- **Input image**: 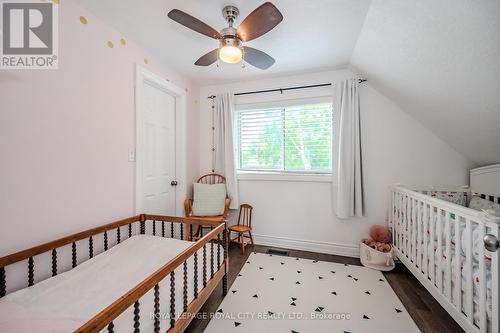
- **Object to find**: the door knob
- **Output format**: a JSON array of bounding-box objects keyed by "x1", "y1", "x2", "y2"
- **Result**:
[
  {"x1": 484, "y1": 234, "x2": 500, "y2": 252},
  {"x1": 171, "y1": 180, "x2": 178, "y2": 186}
]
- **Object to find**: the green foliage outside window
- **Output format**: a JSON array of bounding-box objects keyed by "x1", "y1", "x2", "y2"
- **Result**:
[{"x1": 236, "y1": 103, "x2": 332, "y2": 172}]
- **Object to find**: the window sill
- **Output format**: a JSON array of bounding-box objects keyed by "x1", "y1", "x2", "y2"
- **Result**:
[{"x1": 237, "y1": 171, "x2": 332, "y2": 183}]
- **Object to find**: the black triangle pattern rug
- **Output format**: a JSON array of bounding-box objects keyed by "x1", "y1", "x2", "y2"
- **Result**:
[{"x1": 204, "y1": 253, "x2": 419, "y2": 333}]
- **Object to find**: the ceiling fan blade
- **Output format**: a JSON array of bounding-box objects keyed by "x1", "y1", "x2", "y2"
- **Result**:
[
  {"x1": 195, "y1": 49, "x2": 219, "y2": 66},
  {"x1": 168, "y1": 9, "x2": 222, "y2": 39},
  {"x1": 243, "y1": 47, "x2": 275, "y2": 70},
  {"x1": 237, "y1": 2, "x2": 283, "y2": 42}
]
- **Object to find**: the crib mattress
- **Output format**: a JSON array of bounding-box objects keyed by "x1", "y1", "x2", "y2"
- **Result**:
[{"x1": 0, "y1": 235, "x2": 218, "y2": 332}]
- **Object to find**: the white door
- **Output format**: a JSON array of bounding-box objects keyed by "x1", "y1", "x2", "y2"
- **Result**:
[{"x1": 139, "y1": 80, "x2": 177, "y2": 215}]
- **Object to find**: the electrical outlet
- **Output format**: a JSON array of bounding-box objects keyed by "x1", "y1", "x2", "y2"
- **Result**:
[{"x1": 128, "y1": 149, "x2": 136, "y2": 162}]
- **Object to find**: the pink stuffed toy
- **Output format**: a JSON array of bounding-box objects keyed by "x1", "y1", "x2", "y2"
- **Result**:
[
  {"x1": 361, "y1": 225, "x2": 392, "y2": 253},
  {"x1": 369, "y1": 225, "x2": 392, "y2": 244}
]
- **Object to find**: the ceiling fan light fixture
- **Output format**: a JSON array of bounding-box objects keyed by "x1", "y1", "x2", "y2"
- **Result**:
[
  {"x1": 219, "y1": 45, "x2": 243, "y2": 64},
  {"x1": 168, "y1": 3, "x2": 283, "y2": 69}
]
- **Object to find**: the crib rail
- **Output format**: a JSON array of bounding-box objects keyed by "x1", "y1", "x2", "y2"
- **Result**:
[
  {"x1": 75, "y1": 220, "x2": 227, "y2": 333},
  {"x1": 401, "y1": 184, "x2": 471, "y2": 193},
  {"x1": 390, "y1": 185, "x2": 500, "y2": 333},
  {"x1": 0, "y1": 214, "x2": 228, "y2": 333},
  {"x1": 0, "y1": 215, "x2": 142, "y2": 270},
  {"x1": 0, "y1": 215, "x2": 143, "y2": 296}
]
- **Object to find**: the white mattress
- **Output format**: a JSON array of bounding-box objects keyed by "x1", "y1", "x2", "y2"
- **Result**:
[{"x1": 0, "y1": 235, "x2": 220, "y2": 332}]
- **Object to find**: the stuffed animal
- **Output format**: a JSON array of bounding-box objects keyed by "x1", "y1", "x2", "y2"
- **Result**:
[
  {"x1": 369, "y1": 225, "x2": 392, "y2": 244},
  {"x1": 361, "y1": 225, "x2": 392, "y2": 253}
]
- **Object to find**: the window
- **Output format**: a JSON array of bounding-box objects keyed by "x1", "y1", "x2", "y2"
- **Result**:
[{"x1": 235, "y1": 102, "x2": 332, "y2": 173}]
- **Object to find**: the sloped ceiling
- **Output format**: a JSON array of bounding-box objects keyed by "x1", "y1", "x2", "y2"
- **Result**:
[{"x1": 351, "y1": 0, "x2": 500, "y2": 165}]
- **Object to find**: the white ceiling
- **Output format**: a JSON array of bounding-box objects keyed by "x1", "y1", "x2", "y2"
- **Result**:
[
  {"x1": 76, "y1": 0, "x2": 499, "y2": 165},
  {"x1": 351, "y1": 0, "x2": 500, "y2": 165},
  {"x1": 75, "y1": 0, "x2": 371, "y2": 84}
]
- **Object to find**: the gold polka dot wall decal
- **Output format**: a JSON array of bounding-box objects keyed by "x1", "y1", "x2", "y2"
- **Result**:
[
  {"x1": 120, "y1": 38, "x2": 126, "y2": 46},
  {"x1": 107, "y1": 41, "x2": 114, "y2": 48},
  {"x1": 144, "y1": 58, "x2": 149, "y2": 64},
  {"x1": 79, "y1": 16, "x2": 88, "y2": 25}
]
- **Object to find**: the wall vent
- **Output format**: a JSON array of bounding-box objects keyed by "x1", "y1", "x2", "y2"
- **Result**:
[{"x1": 266, "y1": 248, "x2": 290, "y2": 256}]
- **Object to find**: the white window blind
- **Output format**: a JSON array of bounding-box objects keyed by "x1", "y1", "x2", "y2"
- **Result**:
[{"x1": 235, "y1": 102, "x2": 332, "y2": 173}]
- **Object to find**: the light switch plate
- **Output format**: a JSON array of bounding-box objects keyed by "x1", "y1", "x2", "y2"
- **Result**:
[{"x1": 128, "y1": 149, "x2": 136, "y2": 162}]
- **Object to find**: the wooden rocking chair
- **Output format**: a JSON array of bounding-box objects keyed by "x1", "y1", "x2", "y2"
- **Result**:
[{"x1": 184, "y1": 173, "x2": 231, "y2": 240}]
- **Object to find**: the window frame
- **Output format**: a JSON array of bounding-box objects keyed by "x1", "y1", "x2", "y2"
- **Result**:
[{"x1": 234, "y1": 96, "x2": 334, "y2": 179}]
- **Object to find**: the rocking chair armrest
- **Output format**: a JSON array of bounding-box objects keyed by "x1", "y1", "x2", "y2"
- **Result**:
[
  {"x1": 223, "y1": 197, "x2": 231, "y2": 219},
  {"x1": 184, "y1": 198, "x2": 193, "y2": 217}
]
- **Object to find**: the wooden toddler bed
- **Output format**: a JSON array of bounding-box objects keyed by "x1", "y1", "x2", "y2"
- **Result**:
[{"x1": 0, "y1": 214, "x2": 228, "y2": 332}]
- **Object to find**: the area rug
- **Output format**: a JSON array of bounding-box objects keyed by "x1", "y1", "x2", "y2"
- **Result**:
[{"x1": 204, "y1": 253, "x2": 420, "y2": 333}]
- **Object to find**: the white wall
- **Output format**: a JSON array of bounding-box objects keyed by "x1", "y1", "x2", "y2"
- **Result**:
[
  {"x1": 199, "y1": 69, "x2": 473, "y2": 257},
  {"x1": 0, "y1": 1, "x2": 200, "y2": 257}
]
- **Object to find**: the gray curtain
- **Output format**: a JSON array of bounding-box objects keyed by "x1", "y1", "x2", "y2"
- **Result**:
[
  {"x1": 214, "y1": 93, "x2": 240, "y2": 209},
  {"x1": 332, "y1": 79, "x2": 364, "y2": 218}
]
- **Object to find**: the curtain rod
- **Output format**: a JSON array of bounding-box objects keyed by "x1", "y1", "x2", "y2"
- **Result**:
[{"x1": 207, "y1": 79, "x2": 366, "y2": 99}]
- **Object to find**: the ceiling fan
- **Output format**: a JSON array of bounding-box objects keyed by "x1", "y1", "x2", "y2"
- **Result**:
[{"x1": 167, "y1": 2, "x2": 283, "y2": 70}]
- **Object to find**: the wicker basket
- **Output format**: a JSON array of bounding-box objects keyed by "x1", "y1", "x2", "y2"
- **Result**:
[{"x1": 359, "y1": 242, "x2": 395, "y2": 271}]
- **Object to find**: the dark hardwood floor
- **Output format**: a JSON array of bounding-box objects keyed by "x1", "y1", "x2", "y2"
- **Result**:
[{"x1": 185, "y1": 243, "x2": 464, "y2": 333}]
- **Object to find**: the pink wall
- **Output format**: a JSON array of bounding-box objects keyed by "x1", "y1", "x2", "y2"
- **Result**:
[{"x1": 0, "y1": 0, "x2": 200, "y2": 256}]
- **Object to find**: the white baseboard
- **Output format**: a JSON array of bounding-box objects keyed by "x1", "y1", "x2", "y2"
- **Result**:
[{"x1": 251, "y1": 233, "x2": 360, "y2": 258}]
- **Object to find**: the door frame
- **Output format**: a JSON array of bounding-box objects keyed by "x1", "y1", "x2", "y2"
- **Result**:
[{"x1": 135, "y1": 64, "x2": 187, "y2": 216}]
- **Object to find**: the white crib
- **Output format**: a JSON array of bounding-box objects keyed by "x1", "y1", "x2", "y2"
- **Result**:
[{"x1": 389, "y1": 165, "x2": 500, "y2": 333}]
